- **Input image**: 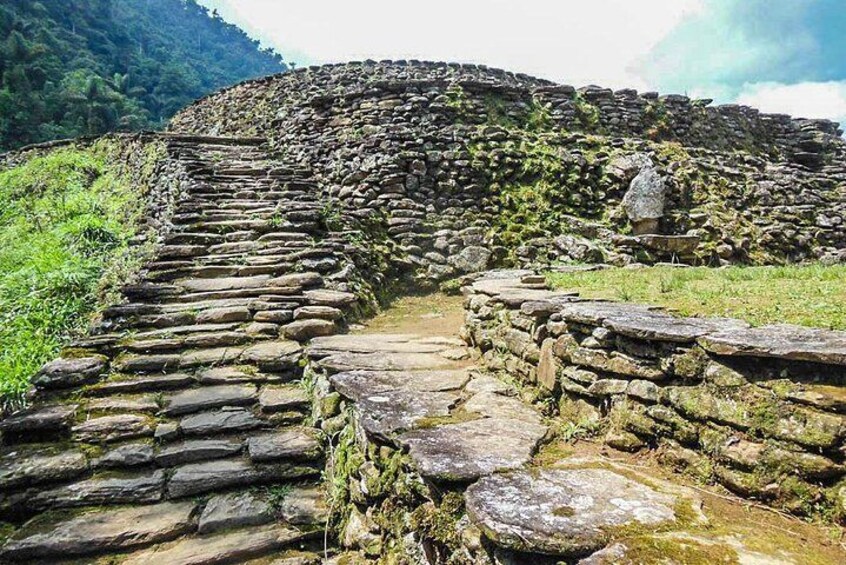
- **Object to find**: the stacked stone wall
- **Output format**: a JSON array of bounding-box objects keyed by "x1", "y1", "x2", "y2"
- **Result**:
[
  {"x1": 462, "y1": 271, "x2": 846, "y2": 520},
  {"x1": 170, "y1": 61, "x2": 846, "y2": 276}
]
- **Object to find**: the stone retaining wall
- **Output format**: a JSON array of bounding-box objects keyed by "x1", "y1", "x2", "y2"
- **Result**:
[
  {"x1": 170, "y1": 61, "x2": 846, "y2": 274},
  {"x1": 461, "y1": 270, "x2": 846, "y2": 520}
]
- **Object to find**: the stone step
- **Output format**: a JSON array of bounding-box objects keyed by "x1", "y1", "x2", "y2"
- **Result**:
[
  {"x1": 2, "y1": 469, "x2": 166, "y2": 516},
  {"x1": 0, "y1": 501, "x2": 197, "y2": 561},
  {"x1": 464, "y1": 466, "x2": 702, "y2": 559},
  {"x1": 120, "y1": 523, "x2": 313, "y2": 565},
  {"x1": 112, "y1": 339, "x2": 302, "y2": 374},
  {"x1": 0, "y1": 448, "x2": 88, "y2": 490},
  {"x1": 167, "y1": 457, "x2": 319, "y2": 498},
  {"x1": 161, "y1": 384, "x2": 259, "y2": 416},
  {"x1": 155, "y1": 438, "x2": 244, "y2": 467},
  {"x1": 86, "y1": 373, "x2": 197, "y2": 396}
]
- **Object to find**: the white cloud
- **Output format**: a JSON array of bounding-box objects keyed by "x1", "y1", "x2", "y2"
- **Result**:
[
  {"x1": 198, "y1": 0, "x2": 701, "y2": 90},
  {"x1": 736, "y1": 81, "x2": 846, "y2": 124}
]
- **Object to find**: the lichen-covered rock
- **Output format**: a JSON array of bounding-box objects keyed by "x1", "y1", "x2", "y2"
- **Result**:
[
  {"x1": 0, "y1": 501, "x2": 196, "y2": 560},
  {"x1": 621, "y1": 163, "x2": 666, "y2": 234},
  {"x1": 465, "y1": 468, "x2": 682, "y2": 557},
  {"x1": 398, "y1": 417, "x2": 547, "y2": 482},
  {"x1": 33, "y1": 356, "x2": 108, "y2": 389}
]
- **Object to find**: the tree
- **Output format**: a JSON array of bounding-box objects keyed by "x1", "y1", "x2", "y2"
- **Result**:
[{"x1": 0, "y1": 0, "x2": 287, "y2": 150}]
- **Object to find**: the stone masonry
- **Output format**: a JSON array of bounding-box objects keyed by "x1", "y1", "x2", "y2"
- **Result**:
[
  {"x1": 462, "y1": 270, "x2": 846, "y2": 520},
  {"x1": 1, "y1": 60, "x2": 845, "y2": 563}
]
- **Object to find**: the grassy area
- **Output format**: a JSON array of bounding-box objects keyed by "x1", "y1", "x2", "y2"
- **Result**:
[
  {"x1": 0, "y1": 142, "x2": 153, "y2": 409},
  {"x1": 546, "y1": 265, "x2": 846, "y2": 330}
]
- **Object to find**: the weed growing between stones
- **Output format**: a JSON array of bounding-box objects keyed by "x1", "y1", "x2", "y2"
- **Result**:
[
  {"x1": 469, "y1": 132, "x2": 609, "y2": 263},
  {"x1": 573, "y1": 92, "x2": 601, "y2": 130}
]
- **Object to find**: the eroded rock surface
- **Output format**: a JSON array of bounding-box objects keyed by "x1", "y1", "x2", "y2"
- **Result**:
[{"x1": 465, "y1": 468, "x2": 681, "y2": 556}]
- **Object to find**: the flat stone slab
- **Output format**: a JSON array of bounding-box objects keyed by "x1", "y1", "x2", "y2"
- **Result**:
[
  {"x1": 122, "y1": 523, "x2": 308, "y2": 565},
  {"x1": 398, "y1": 417, "x2": 547, "y2": 482},
  {"x1": 168, "y1": 459, "x2": 262, "y2": 498},
  {"x1": 560, "y1": 302, "x2": 748, "y2": 343},
  {"x1": 469, "y1": 278, "x2": 553, "y2": 297},
  {"x1": 259, "y1": 385, "x2": 310, "y2": 412},
  {"x1": 0, "y1": 448, "x2": 87, "y2": 489},
  {"x1": 0, "y1": 404, "x2": 77, "y2": 434},
  {"x1": 168, "y1": 458, "x2": 317, "y2": 498},
  {"x1": 699, "y1": 324, "x2": 846, "y2": 365},
  {"x1": 0, "y1": 501, "x2": 196, "y2": 560},
  {"x1": 90, "y1": 373, "x2": 195, "y2": 394},
  {"x1": 26, "y1": 470, "x2": 165, "y2": 510},
  {"x1": 317, "y1": 351, "x2": 458, "y2": 373},
  {"x1": 329, "y1": 369, "x2": 470, "y2": 399},
  {"x1": 33, "y1": 356, "x2": 107, "y2": 389},
  {"x1": 162, "y1": 384, "x2": 258, "y2": 415},
  {"x1": 495, "y1": 289, "x2": 580, "y2": 308},
  {"x1": 72, "y1": 414, "x2": 153, "y2": 442},
  {"x1": 465, "y1": 468, "x2": 680, "y2": 557},
  {"x1": 355, "y1": 390, "x2": 461, "y2": 438},
  {"x1": 308, "y1": 334, "x2": 449, "y2": 357},
  {"x1": 463, "y1": 392, "x2": 544, "y2": 426},
  {"x1": 179, "y1": 408, "x2": 263, "y2": 436},
  {"x1": 241, "y1": 340, "x2": 303, "y2": 370},
  {"x1": 94, "y1": 443, "x2": 155, "y2": 468},
  {"x1": 198, "y1": 491, "x2": 273, "y2": 534},
  {"x1": 155, "y1": 438, "x2": 243, "y2": 467},
  {"x1": 247, "y1": 428, "x2": 322, "y2": 462}
]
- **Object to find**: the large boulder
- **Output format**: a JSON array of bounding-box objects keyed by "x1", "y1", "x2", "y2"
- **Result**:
[{"x1": 621, "y1": 162, "x2": 666, "y2": 235}]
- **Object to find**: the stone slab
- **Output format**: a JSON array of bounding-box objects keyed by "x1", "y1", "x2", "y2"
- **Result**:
[
  {"x1": 179, "y1": 408, "x2": 263, "y2": 436},
  {"x1": 465, "y1": 468, "x2": 680, "y2": 557},
  {"x1": 0, "y1": 501, "x2": 196, "y2": 560},
  {"x1": 699, "y1": 324, "x2": 846, "y2": 365},
  {"x1": 247, "y1": 428, "x2": 322, "y2": 462},
  {"x1": 155, "y1": 438, "x2": 243, "y2": 467},
  {"x1": 122, "y1": 523, "x2": 309, "y2": 565},
  {"x1": 308, "y1": 334, "x2": 449, "y2": 357},
  {"x1": 398, "y1": 417, "x2": 547, "y2": 482},
  {"x1": 329, "y1": 369, "x2": 470, "y2": 399},
  {"x1": 0, "y1": 449, "x2": 87, "y2": 490},
  {"x1": 198, "y1": 491, "x2": 273, "y2": 534},
  {"x1": 317, "y1": 351, "x2": 457, "y2": 373},
  {"x1": 162, "y1": 384, "x2": 258, "y2": 416},
  {"x1": 0, "y1": 404, "x2": 77, "y2": 434}
]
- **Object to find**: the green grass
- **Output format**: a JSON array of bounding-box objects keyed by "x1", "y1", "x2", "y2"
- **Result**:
[
  {"x1": 546, "y1": 265, "x2": 846, "y2": 330},
  {"x1": 0, "y1": 142, "x2": 150, "y2": 409}
]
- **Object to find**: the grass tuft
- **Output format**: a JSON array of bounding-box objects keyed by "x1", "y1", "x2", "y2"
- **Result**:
[{"x1": 0, "y1": 142, "x2": 154, "y2": 408}]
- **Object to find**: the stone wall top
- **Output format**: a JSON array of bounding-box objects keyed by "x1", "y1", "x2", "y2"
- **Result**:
[{"x1": 173, "y1": 60, "x2": 845, "y2": 159}]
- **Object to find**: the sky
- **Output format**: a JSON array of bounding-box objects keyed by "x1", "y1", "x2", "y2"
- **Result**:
[{"x1": 197, "y1": 0, "x2": 846, "y2": 126}]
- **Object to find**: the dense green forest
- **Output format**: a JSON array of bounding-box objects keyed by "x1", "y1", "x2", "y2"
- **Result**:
[{"x1": 0, "y1": 0, "x2": 287, "y2": 151}]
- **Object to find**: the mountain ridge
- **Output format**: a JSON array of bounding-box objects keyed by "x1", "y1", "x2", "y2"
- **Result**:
[{"x1": 0, "y1": 0, "x2": 287, "y2": 151}]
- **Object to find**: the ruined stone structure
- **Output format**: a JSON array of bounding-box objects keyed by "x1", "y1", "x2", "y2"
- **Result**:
[
  {"x1": 171, "y1": 60, "x2": 846, "y2": 271},
  {"x1": 1, "y1": 61, "x2": 845, "y2": 563},
  {"x1": 462, "y1": 271, "x2": 846, "y2": 520}
]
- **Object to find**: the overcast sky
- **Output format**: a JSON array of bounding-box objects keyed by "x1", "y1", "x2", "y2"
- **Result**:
[{"x1": 197, "y1": 0, "x2": 846, "y2": 126}]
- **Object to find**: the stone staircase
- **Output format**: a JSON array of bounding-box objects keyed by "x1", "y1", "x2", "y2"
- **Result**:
[{"x1": 0, "y1": 137, "x2": 356, "y2": 563}]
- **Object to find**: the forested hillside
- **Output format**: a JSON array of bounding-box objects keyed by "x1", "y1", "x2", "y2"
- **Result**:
[{"x1": 0, "y1": 0, "x2": 286, "y2": 151}]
